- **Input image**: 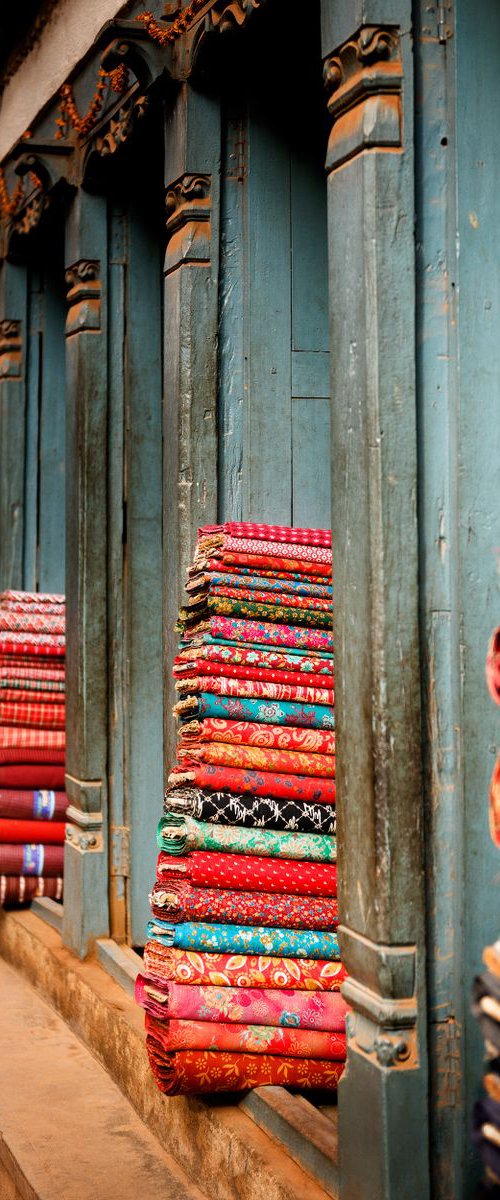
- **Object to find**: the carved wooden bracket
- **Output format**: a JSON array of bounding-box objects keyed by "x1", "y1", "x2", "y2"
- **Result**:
[
  {"x1": 94, "y1": 92, "x2": 149, "y2": 157},
  {"x1": 323, "y1": 25, "x2": 403, "y2": 172},
  {"x1": 339, "y1": 926, "x2": 419, "y2": 1069},
  {"x1": 165, "y1": 173, "x2": 211, "y2": 273},
  {"x1": 208, "y1": 0, "x2": 265, "y2": 33},
  {"x1": 65, "y1": 260, "x2": 101, "y2": 335},
  {"x1": 0, "y1": 319, "x2": 22, "y2": 379}
]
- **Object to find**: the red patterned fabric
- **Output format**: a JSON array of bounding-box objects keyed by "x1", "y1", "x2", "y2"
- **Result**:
[
  {"x1": 0, "y1": 819, "x2": 65, "y2": 844},
  {"x1": 174, "y1": 659, "x2": 333, "y2": 689},
  {"x1": 222, "y1": 551, "x2": 332, "y2": 578},
  {"x1": 0, "y1": 875, "x2": 63, "y2": 906},
  {"x1": 0, "y1": 790, "x2": 67, "y2": 820},
  {"x1": 176, "y1": 675, "x2": 334, "y2": 705},
  {"x1": 487, "y1": 627, "x2": 500, "y2": 706},
  {"x1": 145, "y1": 1014, "x2": 345, "y2": 1059},
  {"x1": 201, "y1": 522, "x2": 332, "y2": 549},
  {"x1": 146, "y1": 1016, "x2": 344, "y2": 1094},
  {"x1": 151, "y1": 880, "x2": 337, "y2": 929},
  {"x1": 0, "y1": 702, "x2": 65, "y2": 729},
  {"x1": 210, "y1": 586, "x2": 332, "y2": 614},
  {"x1": 0, "y1": 689, "x2": 65, "y2": 704},
  {"x1": 0, "y1": 634, "x2": 65, "y2": 656},
  {"x1": 0, "y1": 844, "x2": 64, "y2": 875},
  {"x1": 207, "y1": 557, "x2": 331, "y2": 584},
  {"x1": 177, "y1": 741, "x2": 335, "y2": 779},
  {"x1": 176, "y1": 643, "x2": 333, "y2": 676},
  {"x1": 0, "y1": 729, "x2": 65, "y2": 753},
  {"x1": 169, "y1": 763, "x2": 336, "y2": 804},
  {"x1": 0, "y1": 765, "x2": 65, "y2": 788},
  {"x1": 136, "y1": 976, "x2": 347, "y2": 1028},
  {"x1": 157, "y1": 851, "x2": 337, "y2": 897},
  {"x1": 221, "y1": 536, "x2": 332, "y2": 566},
  {"x1": 0, "y1": 666, "x2": 65, "y2": 682},
  {"x1": 143, "y1": 941, "x2": 346, "y2": 990},
  {"x1": 178, "y1": 718, "x2": 335, "y2": 754},
  {"x1": 0, "y1": 612, "x2": 65, "y2": 634},
  {"x1": 1, "y1": 591, "x2": 64, "y2": 606}
]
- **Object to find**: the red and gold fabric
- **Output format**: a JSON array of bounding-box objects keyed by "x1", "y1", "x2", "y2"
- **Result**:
[{"x1": 156, "y1": 850, "x2": 337, "y2": 896}]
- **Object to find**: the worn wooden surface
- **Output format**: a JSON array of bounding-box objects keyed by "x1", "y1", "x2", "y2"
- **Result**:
[
  {"x1": 322, "y1": 1, "x2": 430, "y2": 1196},
  {"x1": 0, "y1": 262, "x2": 28, "y2": 592}
]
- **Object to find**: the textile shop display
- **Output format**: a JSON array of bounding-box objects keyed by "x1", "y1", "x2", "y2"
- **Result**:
[
  {"x1": 472, "y1": 625, "x2": 500, "y2": 1190},
  {"x1": 0, "y1": 592, "x2": 66, "y2": 908},
  {"x1": 139, "y1": 521, "x2": 347, "y2": 1095}
]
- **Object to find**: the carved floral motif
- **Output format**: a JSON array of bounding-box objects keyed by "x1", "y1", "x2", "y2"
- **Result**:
[{"x1": 95, "y1": 94, "x2": 149, "y2": 157}]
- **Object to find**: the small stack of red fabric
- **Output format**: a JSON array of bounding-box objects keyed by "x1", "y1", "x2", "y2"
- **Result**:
[{"x1": 0, "y1": 592, "x2": 66, "y2": 906}]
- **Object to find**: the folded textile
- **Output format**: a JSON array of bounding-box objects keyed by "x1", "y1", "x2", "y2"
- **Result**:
[
  {"x1": 199, "y1": 532, "x2": 332, "y2": 567},
  {"x1": 141, "y1": 1015, "x2": 345, "y2": 1060},
  {"x1": 0, "y1": 702, "x2": 65, "y2": 729},
  {"x1": 0, "y1": 688, "x2": 65, "y2": 704},
  {"x1": 157, "y1": 850, "x2": 337, "y2": 896},
  {"x1": 0, "y1": 765, "x2": 66, "y2": 788},
  {"x1": 175, "y1": 693, "x2": 334, "y2": 733},
  {"x1": 0, "y1": 729, "x2": 65, "y2": 753},
  {"x1": 150, "y1": 881, "x2": 338, "y2": 930},
  {"x1": 189, "y1": 571, "x2": 332, "y2": 600},
  {"x1": 490, "y1": 754, "x2": 500, "y2": 849},
  {"x1": 147, "y1": 917, "x2": 340, "y2": 959},
  {"x1": 190, "y1": 635, "x2": 333, "y2": 660},
  {"x1": 175, "y1": 676, "x2": 334, "y2": 706},
  {"x1": 181, "y1": 615, "x2": 333, "y2": 652},
  {"x1": 0, "y1": 819, "x2": 65, "y2": 844},
  {"x1": 205, "y1": 559, "x2": 331, "y2": 584},
  {"x1": 204, "y1": 589, "x2": 332, "y2": 617},
  {"x1": 164, "y1": 786, "x2": 336, "y2": 835},
  {"x1": 0, "y1": 843, "x2": 64, "y2": 876},
  {"x1": 220, "y1": 551, "x2": 332, "y2": 578},
  {"x1": 177, "y1": 718, "x2": 335, "y2": 755},
  {"x1": 177, "y1": 741, "x2": 335, "y2": 779},
  {"x1": 174, "y1": 660, "x2": 332, "y2": 690},
  {"x1": 0, "y1": 667, "x2": 65, "y2": 685},
  {"x1": 168, "y1": 762, "x2": 336, "y2": 804},
  {"x1": 0, "y1": 632, "x2": 65, "y2": 656},
  {"x1": 146, "y1": 1036, "x2": 344, "y2": 1095},
  {"x1": 200, "y1": 522, "x2": 332, "y2": 549},
  {"x1": 175, "y1": 642, "x2": 334, "y2": 675},
  {"x1": 487, "y1": 627, "x2": 500, "y2": 706},
  {"x1": 0, "y1": 790, "x2": 67, "y2": 820},
  {"x1": 143, "y1": 941, "x2": 346, "y2": 990},
  {"x1": 182, "y1": 595, "x2": 332, "y2": 631},
  {"x1": 136, "y1": 976, "x2": 347, "y2": 1028},
  {"x1": 158, "y1": 814, "x2": 336, "y2": 862},
  {"x1": 1, "y1": 590, "x2": 65, "y2": 606},
  {"x1": 0, "y1": 875, "x2": 63, "y2": 906},
  {"x1": 0, "y1": 612, "x2": 65, "y2": 634}
]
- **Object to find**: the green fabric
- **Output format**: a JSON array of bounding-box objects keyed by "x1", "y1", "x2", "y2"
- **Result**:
[{"x1": 158, "y1": 813, "x2": 337, "y2": 863}]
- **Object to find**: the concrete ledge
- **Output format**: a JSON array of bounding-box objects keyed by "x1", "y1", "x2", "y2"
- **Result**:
[{"x1": 0, "y1": 910, "x2": 335, "y2": 1200}]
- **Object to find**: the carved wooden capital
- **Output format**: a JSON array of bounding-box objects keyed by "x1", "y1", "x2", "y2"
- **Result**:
[
  {"x1": 323, "y1": 25, "x2": 402, "y2": 172},
  {"x1": 165, "y1": 173, "x2": 211, "y2": 273},
  {"x1": 0, "y1": 319, "x2": 22, "y2": 379},
  {"x1": 65, "y1": 259, "x2": 101, "y2": 335},
  {"x1": 339, "y1": 926, "x2": 420, "y2": 1069}
]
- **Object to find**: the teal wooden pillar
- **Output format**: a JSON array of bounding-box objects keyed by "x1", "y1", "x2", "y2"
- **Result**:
[
  {"x1": 0, "y1": 260, "x2": 27, "y2": 592},
  {"x1": 321, "y1": 3, "x2": 430, "y2": 1196},
  {"x1": 63, "y1": 190, "x2": 109, "y2": 957},
  {"x1": 163, "y1": 85, "x2": 220, "y2": 765}
]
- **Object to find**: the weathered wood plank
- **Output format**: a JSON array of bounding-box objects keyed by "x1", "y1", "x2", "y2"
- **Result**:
[
  {"x1": 0, "y1": 261, "x2": 28, "y2": 592},
  {"x1": 23, "y1": 270, "x2": 42, "y2": 591},
  {"x1": 38, "y1": 252, "x2": 66, "y2": 593}
]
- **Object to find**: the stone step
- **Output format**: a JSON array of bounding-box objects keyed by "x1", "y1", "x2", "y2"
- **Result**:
[{"x1": 0, "y1": 956, "x2": 208, "y2": 1200}]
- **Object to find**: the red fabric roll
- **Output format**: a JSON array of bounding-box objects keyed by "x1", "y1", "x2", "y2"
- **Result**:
[
  {"x1": 0, "y1": 702, "x2": 65, "y2": 728},
  {"x1": 222, "y1": 551, "x2": 332, "y2": 578},
  {"x1": 146, "y1": 1015, "x2": 343, "y2": 1094},
  {"x1": 0, "y1": 844, "x2": 64, "y2": 875},
  {"x1": 178, "y1": 718, "x2": 335, "y2": 755},
  {"x1": 143, "y1": 941, "x2": 347, "y2": 991},
  {"x1": 0, "y1": 689, "x2": 65, "y2": 704},
  {"x1": 145, "y1": 1015, "x2": 346, "y2": 1060},
  {"x1": 177, "y1": 741, "x2": 335, "y2": 779},
  {"x1": 157, "y1": 851, "x2": 337, "y2": 897},
  {"x1": 169, "y1": 763, "x2": 336, "y2": 804},
  {"x1": 0, "y1": 732, "x2": 66, "y2": 756},
  {"x1": 174, "y1": 659, "x2": 333, "y2": 689},
  {"x1": 151, "y1": 880, "x2": 338, "y2": 930},
  {"x1": 0, "y1": 875, "x2": 63, "y2": 906},
  {"x1": 0, "y1": 790, "x2": 67, "y2": 820},
  {"x1": 0, "y1": 819, "x2": 65, "y2": 844},
  {"x1": 200, "y1": 522, "x2": 332, "y2": 548},
  {"x1": 0, "y1": 766, "x2": 66, "y2": 788}
]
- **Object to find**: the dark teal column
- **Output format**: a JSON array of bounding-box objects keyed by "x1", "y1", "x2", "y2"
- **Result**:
[
  {"x1": 0, "y1": 260, "x2": 28, "y2": 591},
  {"x1": 321, "y1": 3, "x2": 430, "y2": 1196},
  {"x1": 62, "y1": 189, "x2": 109, "y2": 957}
]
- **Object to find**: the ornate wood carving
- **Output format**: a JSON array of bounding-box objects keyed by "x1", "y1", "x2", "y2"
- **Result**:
[
  {"x1": 323, "y1": 26, "x2": 403, "y2": 172},
  {"x1": 208, "y1": 0, "x2": 265, "y2": 33},
  {"x1": 94, "y1": 93, "x2": 149, "y2": 157},
  {"x1": 65, "y1": 260, "x2": 101, "y2": 335},
  {"x1": 0, "y1": 319, "x2": 22, "y2": 379},
  {"x1": 165, "y1": 173, "x2": 211, "y2": 272}
]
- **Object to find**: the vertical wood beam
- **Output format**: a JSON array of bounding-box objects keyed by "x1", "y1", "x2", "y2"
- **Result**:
[
  {"x1": 0, "y1": 260, "x2": 28, "y2": 591},
  {"x1": 321, "y1": 2, "x2": 430, "y2": 1195},
  {"x1": 62, "y1": 189, "x2": 109, "y2": 957},
  {"x1": 163, "y1": 86, "x2": 220, "y2": 766}
]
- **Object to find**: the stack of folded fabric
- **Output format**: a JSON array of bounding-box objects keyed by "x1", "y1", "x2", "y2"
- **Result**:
[
  {"x1": 137, "y1": 521, "x2": 347, "y2": 1096},
  {"x1": 0, "y1": 591, "x2": 66, "y2": 907}
]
